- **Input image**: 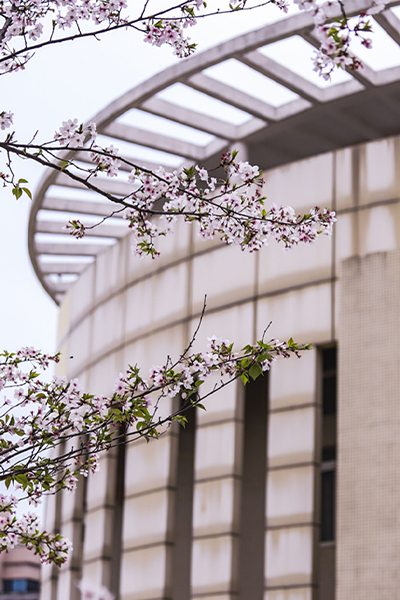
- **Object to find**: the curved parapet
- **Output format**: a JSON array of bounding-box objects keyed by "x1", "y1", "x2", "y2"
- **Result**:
[{"x1": 29, "y1": 0, "x2": 400, "y2": 304}]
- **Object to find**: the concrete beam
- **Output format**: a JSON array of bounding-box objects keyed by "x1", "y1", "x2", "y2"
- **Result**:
[
  {"x1": 36, "y1": 219, "x2": 127, "y2": 239},
  {"x1": 242, "y1": 51, "x2": 364, "y2": 103},
  {"x1": 41, "y1": 196, "x2": 125, "y2": 218},
  {"x1": 187, "y1": 73, "x2": 277, "y2": 121},
  {"x1": 54, "y1": 171, "x2": 134, "y2": 198},
  {"x1": 39, "y1": 261, "x2": 91, "y2": 275},
  {"x1": 141, "y1": 97, "x2": 239, "y2": 139},
  {"x1": 36, "y1": 242, "x2": 109, "y2": 256}
]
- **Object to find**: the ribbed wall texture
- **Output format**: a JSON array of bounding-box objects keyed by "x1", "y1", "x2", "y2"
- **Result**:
[{"x1": 338, "y1": 251, "x2": 400, "y2": 600}]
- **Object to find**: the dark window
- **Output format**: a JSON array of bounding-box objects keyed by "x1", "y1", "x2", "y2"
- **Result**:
[
  {"x1": 171, "y1": 400, "x2": 196, "y2": 600},
  {"x1": 110, "y1": 425, "x2": 126, "y2": 600},
  {"x1": 3, "y1": 580, "x2": 40, "y2": 593},
  {"x1": 318, "y1": 346, "x2": 337, "y2": 600},
  {"x1": 322, "y1": 348, "x2": 336, "y2": 416},
  {"x1": 320, "y1": 346, "x2": 337, "y2": 543},
  {"x1": 238, "y1": 374, "x2": 268, "y2": 600},
  {"x1": 320, "y1": 468, "x2": 335, "y2": 542}
]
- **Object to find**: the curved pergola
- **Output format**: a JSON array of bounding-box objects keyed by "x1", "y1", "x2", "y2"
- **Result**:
[{"x1": 29, "y1": 0, "x2": 400, "y2": 304}]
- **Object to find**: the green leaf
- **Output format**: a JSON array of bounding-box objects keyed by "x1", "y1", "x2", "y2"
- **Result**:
[
  {"x1": 249, "y1": 363, "x2": 262, "y2": 381},
  {"x1": 22, "y1": 187, "x2": 32, "y2": 199},
  {"x1": 172, "y1": 415, "x2": 187, "y2": 427},
  {"x1": 15, "y1": 473, "x2": 29, "y2": 488},
  {"x1": 183, "y1": 165, "x2": 196, "y2": 179}
]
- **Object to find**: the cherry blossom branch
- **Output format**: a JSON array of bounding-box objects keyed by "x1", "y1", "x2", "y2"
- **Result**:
[
  {"x1": 0, "y1": 324, "x2": 311, "y2": 566},
  {"x1": 0, "y1": 123, "x2": 336, "y2": 258},
  {"x1": 0, "y1": 0, "x2": 281, "y2": 73},
  {"x1": 0, "y1": 333, "x2": 309, "y2": 483},
  {"x1": 0, "y1": 498, "x2": 72, "y2": 566},
  {"x1": 0, "y1": 0, "x2": 390, "y2": 78}
]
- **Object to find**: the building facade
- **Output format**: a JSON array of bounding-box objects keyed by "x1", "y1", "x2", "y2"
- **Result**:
[
  {"x1": 28, "y1": 5, "x2": 400, "y2": 599},
  {"x1": 38, "y1": 133, "x2": 400, "y2": 600}
]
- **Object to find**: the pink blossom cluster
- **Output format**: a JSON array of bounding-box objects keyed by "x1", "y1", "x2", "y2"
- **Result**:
[
  {"x1": 0, "y1": 494, "x2": 72, "y2": 565},
  {"x1": 43, "y1": 138, "x2": 337, "y2": 254},
  {"x1": 0, "y1": 0, "x2": 387, "y2": 77},
  {"x1": 144, "y1": 18, "x2": 197, "y2": 58},
  {"x1": 291, "y1": 0, "x2": 386, "y2": 79},
  {"x1": 0, "y1": 110, "x2": 13, "y2": 130},
  {"x1": 54, "y1": 119, "x2": 97, "y2": 148},
  {"x1": 89, "y1": 143, "x2": 121, "y2": 177},
  {"x1": 120, "y1": 155, "x2": 336, "y2": 257},
  {"x1": 0, "y1": 0, "x2": 208, "y2": 73},
  {"x1": 312, "y1": 21, "x2": 363, "y2": 79}
]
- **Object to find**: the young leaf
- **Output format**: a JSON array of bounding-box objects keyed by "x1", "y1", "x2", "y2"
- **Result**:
[{"x1": 249, "y1": 363, "x2": 262, "y2": 381}]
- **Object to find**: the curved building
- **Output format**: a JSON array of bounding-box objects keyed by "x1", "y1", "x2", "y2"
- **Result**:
[{"x1": 35, "y1": 4, "x2": 400, "y2": 600}]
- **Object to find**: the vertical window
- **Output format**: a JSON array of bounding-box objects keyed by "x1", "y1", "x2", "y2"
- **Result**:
[
  {"x1": 110, "y1": 426, "x2": 126, "y2": 600},
  {"x1": 238, "y1": 375, "x2": 268, "y2": 600},
  {"x1": 318, "y1": 347, "x2": 337, "y2": 600},
  {"x1": 171, "y1": 402, "x2": 196, "y2": 600},
  {"x1": 320, "y1": 468, "x2": 335, "y2": 542}
]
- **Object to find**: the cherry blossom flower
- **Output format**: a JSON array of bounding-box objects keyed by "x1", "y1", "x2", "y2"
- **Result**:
[{"x1": 0, "y1": 111, "x2": 13, "y2": 130}]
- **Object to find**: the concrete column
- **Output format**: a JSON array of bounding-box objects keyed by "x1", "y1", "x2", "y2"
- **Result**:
[
  {"x1": 119, "y1": 411, "x2": 178, "y2": 600},
  {"x1": 81, "y1": 451, "x2": 117, "y2": 591},
  {"x1": 265, "y1": 351, "x2": 318, "y2": 600},
  {"x1": 191, "y1": 382, "x2": 244, "y2": 600},
  {"x1": 337, "y1": 251, "x2": 400, "y2": 600},
  {"x1": 57, "y1": 454, "x2": 87, "y2": 600},
  {"x1": 41, "y1": 493, "x2": 59, "y2": 600}
]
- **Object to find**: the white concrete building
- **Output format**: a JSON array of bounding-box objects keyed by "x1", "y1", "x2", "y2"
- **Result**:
[{"x1": 31, "y1": 3, "x2": 400, "y2": 599}]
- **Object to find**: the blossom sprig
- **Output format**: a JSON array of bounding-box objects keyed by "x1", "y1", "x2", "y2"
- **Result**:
[
  {"x1": 0, "y1": 110, "x2": 13, "y2": 130},
  {"x1": 0, "y1": 131, "x2": 336, "y2": 257},
  {"x1": 292, "y1": 0, "x2": 385, "y2": 79},
  {"x1": 312, "y1": 15, "x2": 368, "y2": 79},
  {"x1": 0, "y1": 494, "x2": 72, "y2": 565},
  {"x1": 0, "y1": 0, "x2": 131, "y2": 73},
  {"x1": 143, "y1": 16, "x2": 197, "y2": 58},
  {"x1": 0, "y1": 332, "x2": 310, "y2": 563},
  {"x1": 54, "y1": 119, "x2": 97, "y2": 148},
  {"x1": 0, "y1": 0, "x2": 387, "y2": 77},
  {"x1": 120, "y1": 152, "x2": 336, "y2": 257},
  {"x1": 0, "y1": 0, "x2": 251, "y2": 74}
]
